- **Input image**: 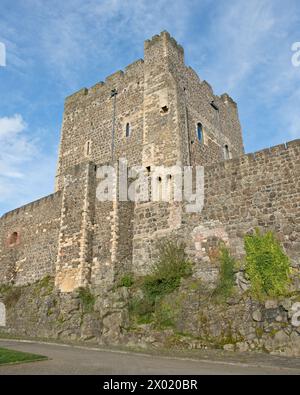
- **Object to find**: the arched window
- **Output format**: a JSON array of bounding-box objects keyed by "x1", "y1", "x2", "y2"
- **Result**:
[
  {"x1": 197, "y1": 123, "x2": 203, "y2": 143},
  {"x1": 224, "y1": 145, "x2": 230, "y2": 160},
  {"x1": 125, "y1": 123, "x2": 131, "y2": 137}
]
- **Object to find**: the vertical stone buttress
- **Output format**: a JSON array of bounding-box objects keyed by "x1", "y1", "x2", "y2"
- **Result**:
[
  {"x1": 108, "y1": 164, "x2": 134, "y2": 280},
  {"x1": 55, "y1": 162, "x2": 96, "y2": 292}
]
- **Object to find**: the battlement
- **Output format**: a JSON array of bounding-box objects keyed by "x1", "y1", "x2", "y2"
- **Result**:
[
  {"x1": 64, "y1": 59, "x2": 144, "y2": 107},
  {"x1": 220, "y1": 93, "x2": 237, "y2": 107},
  {"x1": 1, "y1": 191, "x2": 62, "y2": 220},
  {"x1": 205, "y1": 139, "x2": 300, "y2": 173},
  {"x1": 144, "y1": 30, "x2": 184, "y2": 55}
]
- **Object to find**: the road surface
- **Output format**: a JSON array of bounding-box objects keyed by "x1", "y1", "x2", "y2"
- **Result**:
[{"x1": 0, "y1": 339, "x2": 300, "y2": 375}]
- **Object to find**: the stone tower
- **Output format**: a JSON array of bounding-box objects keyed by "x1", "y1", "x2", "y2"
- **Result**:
[
  {"x1": 55, "y1": 31, "x2": 244, "y2": 191},
  {"x1": 51, "y1": 31, "x2": 245, "y2": 290}
]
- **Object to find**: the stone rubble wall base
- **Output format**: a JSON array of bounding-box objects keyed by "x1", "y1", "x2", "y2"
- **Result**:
[{"x1": 1, "y1": 278, "x2": 300, "y2": 357}]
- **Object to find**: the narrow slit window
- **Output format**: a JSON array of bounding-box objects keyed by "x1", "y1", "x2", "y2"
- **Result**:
[
  {"x1": 158, "y1": 177, "x2": 162, "y2": 201},
  {"x1": 224, "y1": 144, "x2": 230, "y2": 160},
  {"x1": 197, "y1": 123, "x2": 203, "y2": 143},
  {"x1": 85, "y1": 140, "x2": 92, "y2": 157},
  {"x1": 126, "y1": 123, "x2": 131, "y2": 137}
]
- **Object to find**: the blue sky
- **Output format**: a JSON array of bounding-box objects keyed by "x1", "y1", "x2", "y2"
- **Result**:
[{"x1": 0, "y1": 0, "x2": 299, "y2": 215}]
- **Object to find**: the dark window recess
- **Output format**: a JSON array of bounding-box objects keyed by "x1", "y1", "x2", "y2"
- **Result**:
[
  {"x1": 160, "y1": 106, "x2": 169, "y2": 114},
  {"x1": 211, "y1": 101, "x2": 219, "y2": 111},
  {"x1": 126, "y1": 123, "x2": 131, "y2": 137},
  {"x1": 224, "y1": 145, "x2": 230, "y2": 160}
]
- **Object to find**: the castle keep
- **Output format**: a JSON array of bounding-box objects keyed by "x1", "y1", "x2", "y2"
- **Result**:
[{"x1": 0, "y1": 31, "x2": 299, "y2": 296}]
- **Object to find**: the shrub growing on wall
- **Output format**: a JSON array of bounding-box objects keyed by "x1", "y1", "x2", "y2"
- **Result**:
[
  {"x1": 129, "y1": 241, "x2": 192, "y2": 325},
  {"x1": 142, "y1": 240, "x2": 192, "y2": 302},
  {"x1": 119, "y1": 274, "x2": 134, "y2": 288},
  {"x1": 244, "y1": 229, "x2": 290, "y2": 299},
  {"x1": 213, "y1": 245, "x2": 236, "y2": 301},
  {"x1": 78, "y1": 287, "x2": 95, "y2": 313}
]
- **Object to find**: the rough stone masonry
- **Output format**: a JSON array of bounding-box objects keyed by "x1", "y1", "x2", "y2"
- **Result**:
[{"x1": 0, "y1": 32, "x2": 299, "y2": 352}]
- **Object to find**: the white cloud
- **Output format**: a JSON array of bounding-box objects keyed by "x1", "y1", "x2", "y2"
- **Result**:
[
  {"x1": 0, "y1": 41, "x2": 6, "y2": 66},
  {"x1": 0, "y1": 114, "x2": 57, "y2": 215},
  {"x1": 0, "y1": 114, "x2": 27, "y2": 139},
  {"x1": 0, "y1": 114, "x2": 37, "y2": 178}
]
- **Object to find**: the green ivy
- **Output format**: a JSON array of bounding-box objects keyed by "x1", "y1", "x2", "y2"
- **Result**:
[{"x1": 244, "y1": 229, "x2": 290, "y2": 299}]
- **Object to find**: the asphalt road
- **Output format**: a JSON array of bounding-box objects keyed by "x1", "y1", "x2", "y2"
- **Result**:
[{"x1": 0, "y1": 339, "x2": 300, "y2": 375}]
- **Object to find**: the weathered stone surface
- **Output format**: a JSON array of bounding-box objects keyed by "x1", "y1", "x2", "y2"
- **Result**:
[
  {"x1": 274, "y1": 330, "x2": 290, "y2": 346},
  {"x1": 223, "y1": 344, "x2": 235, "y2": 352},
  {"x1": 280, "y1": 299, "x2": 292, "y2": 311},
  {"x1": 81, "y1": 314, "x2": 102, "y2": 341},
  {"x1": 252, "y1": 310, "x2": 263, "y2": 322},
  {"x1": 236, "y1": 272, "x2": 250, "y2": 292},
  {"x1": 265, "y1": 300, "x2": 278, "y2": 309},
  {"x1": 236, "y1": 342, "x2": 249, "y2": 352}
]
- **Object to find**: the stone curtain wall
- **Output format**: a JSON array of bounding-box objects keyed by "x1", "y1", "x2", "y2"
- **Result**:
[
  {"x1": 0, "y1": 193, "x2": 62, "y2": 285},
  {"x1": 184, "y1": 139, "x2": 300, "y2": 282}
]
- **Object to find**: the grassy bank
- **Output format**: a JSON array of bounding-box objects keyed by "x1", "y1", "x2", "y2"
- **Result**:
[{"x1": 0, "y1": 347, "x2": 47, "y2": 366}]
